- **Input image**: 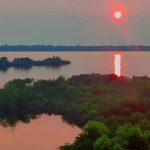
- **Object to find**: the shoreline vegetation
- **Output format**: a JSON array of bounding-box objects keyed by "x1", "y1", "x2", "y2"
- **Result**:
[
  {"x1": 0, "y1": 74, "x2": 150, "y2": 149},
  {"x1": 0, "y1": 56, "x2": 71, "y2": 70},
  {"x1": 60, "y1": 121, "x2": 150, "y2": 150},
  {"x1": 0, "y1": 45, "x2": 150, "y2": 51}
]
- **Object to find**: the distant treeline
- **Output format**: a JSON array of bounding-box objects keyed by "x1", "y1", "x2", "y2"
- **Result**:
[
  {"x1": 0, "y1": 56, "x2": 71, "y2": 70},
  {"x1": 0, "y1": 45, "x2": 150, "y2": 51}
]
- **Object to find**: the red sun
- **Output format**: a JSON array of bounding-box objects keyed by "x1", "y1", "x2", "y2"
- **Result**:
[
  {"x1": 114, "y1": 11, "x2": 122, "y2": 19},
  {"x1": 113, "y1": 9, "x2": 124, "y2": 23},
  {"x1": 108, "y1": 3, "x2": 126, "y2": 23}
]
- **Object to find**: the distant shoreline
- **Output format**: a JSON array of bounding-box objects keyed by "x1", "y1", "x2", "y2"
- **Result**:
[
  {"x1": 0, "y1": 50, "x2": 150, "y2": 52},
  {"x1": 0, "y1": 45, "x2": 150, "y2": 51}
]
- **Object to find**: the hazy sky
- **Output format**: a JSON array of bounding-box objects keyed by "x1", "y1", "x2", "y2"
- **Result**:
[{"x1": 0, "y1": 0, "x2": 150, "y2": 45}]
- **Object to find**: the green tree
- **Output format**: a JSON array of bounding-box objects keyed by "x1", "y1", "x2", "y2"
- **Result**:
[
  {"x1": 94, "y1": 135, "x2": 112, "y2": 150},
  {"x1": 115, "y1": 124, "x2": 149, "y2": 150},
  {"x1": 84, "y1": 121, "x2": 110, "y2": 140}
]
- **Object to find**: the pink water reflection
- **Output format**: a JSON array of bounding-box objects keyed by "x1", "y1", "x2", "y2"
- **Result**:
[{"x1": 0, "y1": 115, "x2": 81, "y2": 150}]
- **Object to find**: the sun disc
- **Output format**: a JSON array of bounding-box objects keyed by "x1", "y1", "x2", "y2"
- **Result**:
[{"x1": 114, "y1": 11, "x2": 122, "y2": 19}]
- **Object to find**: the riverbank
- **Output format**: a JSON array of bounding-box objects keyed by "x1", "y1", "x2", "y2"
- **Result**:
[{"x1": 0, "y1": 74, "x2": 149, "y2": 129}]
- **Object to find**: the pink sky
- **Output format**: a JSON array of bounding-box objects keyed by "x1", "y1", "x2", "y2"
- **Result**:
[{"x1": 0, "y1": 0, "x2": 149, "y2": 45}]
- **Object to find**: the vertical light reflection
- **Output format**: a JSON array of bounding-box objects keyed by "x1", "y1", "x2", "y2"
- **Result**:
[{"x1": 114, "y1": 53, "x2": 122, "y2": 77}]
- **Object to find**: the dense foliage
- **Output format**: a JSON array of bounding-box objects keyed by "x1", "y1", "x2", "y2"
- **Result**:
[
  {"x1": 60, "y1": 121, "x2": 150, "y2": 150},
  {"x1": 0, "y1": 56, "x2": 70, "y2": 70},
  {"x1": 0, "y1": 74, "x2": 150, "y2": 128},
  {"x1": 0, "y1": 73, "x2": 150, "y2": 149}
]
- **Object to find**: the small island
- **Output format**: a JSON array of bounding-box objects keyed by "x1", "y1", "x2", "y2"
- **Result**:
[{"x1": 0, "y1": 56, "x2": 71, "y2": 70}]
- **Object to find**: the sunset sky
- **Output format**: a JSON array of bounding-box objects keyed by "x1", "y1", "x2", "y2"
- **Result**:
[{"x1": 0, "y1": 0, "x2": 149, "y2": 45}]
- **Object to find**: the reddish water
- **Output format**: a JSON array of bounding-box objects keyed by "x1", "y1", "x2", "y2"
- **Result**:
[
  {"x1": 0, "y1": 115, "x2": 81, "y2": 150},
  {"x1": 0, "y1": 51, "x2": 150, "y2": 87},
  {"x1": 0, "y1": 51, "x2": 150, "y2": 149}
]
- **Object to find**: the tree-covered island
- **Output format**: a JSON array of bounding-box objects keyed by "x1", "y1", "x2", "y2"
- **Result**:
[{"x1": 0, "y1": 56, "x2": 71, "y2": 70}]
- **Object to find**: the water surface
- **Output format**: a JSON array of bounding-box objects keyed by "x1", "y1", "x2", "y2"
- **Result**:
[
  {"x1": 0, "y1": 115, "x2": 81, "y2": 150},
  {"x1": 0, "y1": 51, "x2": 150, "y2": 149},
  {"x1": 0, "y1": 51, "x2": 150, "y2": 86}
]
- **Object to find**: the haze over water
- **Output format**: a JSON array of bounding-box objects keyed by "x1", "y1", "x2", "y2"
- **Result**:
[
  {"x1": 0, "y1": 51, "x2": 150, "y2": 87},
  {"x1": 0, "y1": 0, "x2": 149, "y2": 149}
]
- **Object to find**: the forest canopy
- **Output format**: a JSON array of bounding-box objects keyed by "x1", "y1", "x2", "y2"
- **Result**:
[
  {"x1": 0, "y1": 73, "x2": 150, "y2": 149},
  {"x1": 60, "y1": 121, "x2": 150, "y2": 150},
  {"x1": 0, "y1": 74, "x2": 149, "y2": 128}
]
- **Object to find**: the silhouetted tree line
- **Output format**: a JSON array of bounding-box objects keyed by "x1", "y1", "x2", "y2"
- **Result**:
[
  {"x1": 0, "y1": 45, "x2": 149, "y2": 51},
  {"x1": 0, "y1": 56, "x2": 71, "y2": 70}
]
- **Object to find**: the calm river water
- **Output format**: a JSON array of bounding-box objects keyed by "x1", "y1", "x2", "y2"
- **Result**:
[
  {"x1": 0, "y1": 51, "x2": 150, "y2": 150},
  {"x1": 0, "y1": 115, "x2": 81, "y2": 150},
  {"x1": 0, "y1": 51, "x2": 150, "y2": 86}
]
